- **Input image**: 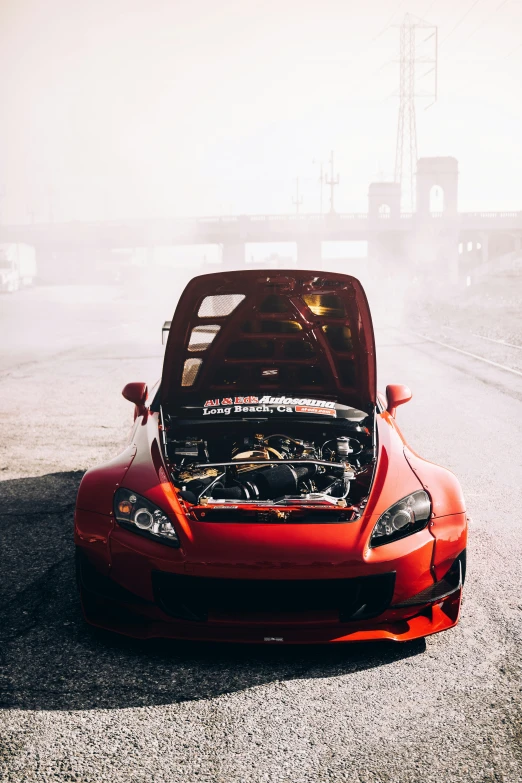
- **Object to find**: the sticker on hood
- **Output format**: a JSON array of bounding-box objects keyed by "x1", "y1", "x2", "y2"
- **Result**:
[{"x1": 201, "y1": 395, "x2": 337, "y2": 417}]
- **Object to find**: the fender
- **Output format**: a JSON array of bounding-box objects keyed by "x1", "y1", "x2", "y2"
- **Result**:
[
  {"x1": 403, "y1": 447, "x2": 466, "y2": 517},
  {"x1": 76, "y1": 443, "x2": 137, "y2": 516},
  {"x1": 403, "y1": 446, "x2": 467, "y2": 580}
]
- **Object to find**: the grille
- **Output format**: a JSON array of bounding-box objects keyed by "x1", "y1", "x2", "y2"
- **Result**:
[{"x1": 152, "y1": 571, "x2": 395, "y2": 623}]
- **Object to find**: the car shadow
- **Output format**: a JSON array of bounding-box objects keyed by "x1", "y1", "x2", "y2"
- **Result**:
[{"x1": 0, "y1": 471, "x2": 426, "y2": 711}]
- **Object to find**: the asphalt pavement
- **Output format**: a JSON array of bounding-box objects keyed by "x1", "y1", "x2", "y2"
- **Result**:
[{"x1": 0, "y1": 284, "x2": 521, "y2": 783}]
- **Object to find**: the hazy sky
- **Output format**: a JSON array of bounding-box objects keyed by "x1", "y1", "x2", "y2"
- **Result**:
[{"x1": 0, "y1": 0, "x2": 521, "y2": 222}]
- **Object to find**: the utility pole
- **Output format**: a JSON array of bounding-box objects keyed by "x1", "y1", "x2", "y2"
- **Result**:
[
  {"x1": 324, "y1": 150, "x2": 339, "y2": 214},
  {"x1": 394, "y1": 13, "x2": 437, "y2": 212},
  {"x1": 312, "y1": 159, "x2": 325, "y2": 214},
  {"x1": 292, "y1": 177, "x2": 303, "y2": 214}
]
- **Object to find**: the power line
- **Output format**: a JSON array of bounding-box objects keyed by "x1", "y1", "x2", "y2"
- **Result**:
[
  {"x1": 441, "y1": 0, "x2": 483, "y2": 46},
  {"x1": 451, "y1": 34, "x2": 522, "y2": 96},
  {"x1": 369, "y1": 0, "x2": 407, "y2": 43},
  {"x1": 347, "y1": 4, "x2": 409, "y2": 94},
  {"x1": 422, "y1": 0, "x2": 438, "y2": 18},
  {"x1": 465, "y1": 0, "x2": 513, "y2": 41},
  {"x1": 341, "y1": 44, "x2": 397, "y2": 105},
  {"x1": 506, "y1": 40, "x2": 522, "y2": 59}
]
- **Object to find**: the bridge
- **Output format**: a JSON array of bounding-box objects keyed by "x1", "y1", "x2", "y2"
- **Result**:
[
  {"x1": 2, "y1": 210, "x2": 522, "y2": 244},
  {"x1": 1, "y1": 157, "x2": 521, "y2": 283}
]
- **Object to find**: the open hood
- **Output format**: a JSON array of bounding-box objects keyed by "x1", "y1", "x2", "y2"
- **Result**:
[{"x1": 160, "y1": 270, "x2": 376, "y2": 413}]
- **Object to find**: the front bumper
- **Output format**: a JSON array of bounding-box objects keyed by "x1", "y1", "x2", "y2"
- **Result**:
[{"x1": 75, "y1": 521, "x2": 465, "y2": 643}]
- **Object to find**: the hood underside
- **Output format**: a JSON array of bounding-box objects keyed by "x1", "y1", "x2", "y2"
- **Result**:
[{"x1": 161, "y1": 270, "x2": 376, "y2": 412}]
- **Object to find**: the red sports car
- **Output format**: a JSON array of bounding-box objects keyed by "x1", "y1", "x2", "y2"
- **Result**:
[{"x1": 75, "y1": 270, "x2": 467, "y2": 643}]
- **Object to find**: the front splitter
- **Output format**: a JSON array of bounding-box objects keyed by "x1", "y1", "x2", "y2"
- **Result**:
[{"x1": 80, "y1": 588, "x2": 461, "y2": 644}]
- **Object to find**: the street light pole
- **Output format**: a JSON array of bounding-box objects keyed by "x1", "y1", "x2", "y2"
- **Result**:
[
  {"x1": 292, "y1": 177, "x2": 303, "y2": 214},
  {"x1": 325, "y1": 150, "x2": 339, "y2": 214}
]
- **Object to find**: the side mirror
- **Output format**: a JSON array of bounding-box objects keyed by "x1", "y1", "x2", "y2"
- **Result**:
[
  {"x1": 386, "y1": 384, "x2": 412, "y2": 418},
  {"x1": 122, "y1": 382, "x2": 148, "y2": 413}
]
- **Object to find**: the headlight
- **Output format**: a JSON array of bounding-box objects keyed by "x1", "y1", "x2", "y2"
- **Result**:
[
  {"x1": 114, "y1": 488, "x2": 180, "y2": 548},
  {"x1": 370, "y1": 490, "x2": 431, "y2": 547}
]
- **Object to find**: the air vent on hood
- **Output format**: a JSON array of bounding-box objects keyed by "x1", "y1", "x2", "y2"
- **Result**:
[
  {"x1": 198, "y1": 294, "x2": 245, "y2": 318},
  {"x1": 188, "y1": 325, "x2": 221, "y2": 352}
]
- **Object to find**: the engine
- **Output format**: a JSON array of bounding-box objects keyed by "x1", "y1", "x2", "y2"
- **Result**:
[{"x1": 166, "y1": 425, "x2": 374, "y2": 508}]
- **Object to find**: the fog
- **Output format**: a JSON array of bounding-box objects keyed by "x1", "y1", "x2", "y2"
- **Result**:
[
  {"x1": 0, "y1": 0, "x2": 521, "y2": 351},
  {"x1": 1, "y1": 0, "x2": 521, "y2": 223}
]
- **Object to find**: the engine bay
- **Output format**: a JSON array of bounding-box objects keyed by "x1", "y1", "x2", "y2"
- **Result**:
[{"x1": 162, "y1": 413, "x2": 376, "y2": 520}]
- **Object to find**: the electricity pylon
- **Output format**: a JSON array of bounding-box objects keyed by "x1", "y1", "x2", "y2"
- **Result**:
[{"x1": 394, "y1": 14, "x2": 437, "y2": 212}]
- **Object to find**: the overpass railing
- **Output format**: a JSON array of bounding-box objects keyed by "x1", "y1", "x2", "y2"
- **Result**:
[{"x1": 1, "y1": 211, "x2": 521, "y2": 243}]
